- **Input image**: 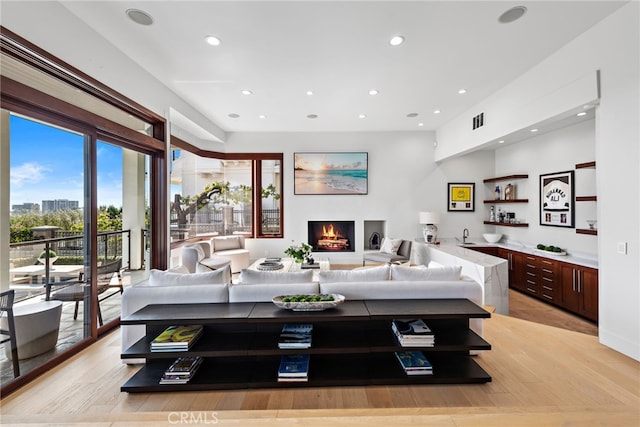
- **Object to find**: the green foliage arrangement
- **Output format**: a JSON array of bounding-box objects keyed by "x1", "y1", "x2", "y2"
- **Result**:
[{"x1": 284, "y1": 242, "x2": 312, "y2": 263}]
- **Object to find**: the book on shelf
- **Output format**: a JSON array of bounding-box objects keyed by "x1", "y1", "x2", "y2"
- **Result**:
[
  {"x1": 151, "y1": 325, "x2": 203, "y2": 351},
  {"x1": 159, "y1": 356, "x2": 203, "y2": 384},
  {"x1": 278, "y1": 323, "x2": 313, "y2": 349},
  {"x1": 394, "y1": 351, "x2": 433, "y2": 376},
  {"x1": 278, "y1": 354, "x2": 310, "y2": 381},
  {"x1": 392, "y1": 319, "x2": 435, "y2": 347}
]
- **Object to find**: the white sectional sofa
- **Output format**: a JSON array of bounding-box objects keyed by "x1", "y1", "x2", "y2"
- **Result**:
[{"x1": 121, "y1": 264, "x2": 484, "y2": 361}]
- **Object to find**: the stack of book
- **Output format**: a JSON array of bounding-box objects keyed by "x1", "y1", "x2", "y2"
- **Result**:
[
  {"x1": 391, "y1": 318, "x2": 435, "y2": 347},
  {"x1": 278, "y1": 323, "x2": 313, "y2": 349},
  {"x1": 151, "y1": 325, "x2": 203, "y2": 352},
  {"x1": 394, "y1": 351, "x2": 433, "y2": 376},
  {"x1": 159, "y1": 356, "x2": 203, "y2": 384},
  {"x1": 277, "y1": 354, "x2": 310, "y2": 382}
]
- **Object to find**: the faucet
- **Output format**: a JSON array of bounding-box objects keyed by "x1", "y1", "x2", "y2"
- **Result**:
[{"x1": 462, "y1": 228, "x2": 469, "y2": 244}]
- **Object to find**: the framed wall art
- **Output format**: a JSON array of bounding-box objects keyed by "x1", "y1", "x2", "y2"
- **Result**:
[
  {"x1": 294, "y1": 152, "x2": 368, "y2": 195},
  {"x1": 447, "y1": 183, "x2": 475, "y2": 212},
  {"x1": 540, "y1": 170, "x2": 575, "y2": 227}
]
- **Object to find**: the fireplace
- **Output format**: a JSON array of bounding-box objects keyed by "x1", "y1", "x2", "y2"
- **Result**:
[{"x1": 307, "y1": 221, "x2": 355, "y2": 252}]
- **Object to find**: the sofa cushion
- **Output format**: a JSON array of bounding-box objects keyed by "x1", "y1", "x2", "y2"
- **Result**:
[
  {"x1": 319, "y1": 265, "x2": 390, "y2": 283},
  {"x1": 390, "y1": 264, "x2": 462, "y2": 281},
  {"x1": 212, "y1": 236, "x2": 241, "y2": 251},
  {"x1": 238, "y1": 269, "x2": 313, "y2": 284},
  {"x1": 167, "y1": 265, "x2": 189, "y2": 274},
  {"x1": 380, "y1": 237, "x2": 402, "y2": 255},
  {"x1": 228, "y1": 282, "x2": 320, "y2": 303},
  {"x1": 148, "y1": 267, "x2": 230, "y2": 286}
]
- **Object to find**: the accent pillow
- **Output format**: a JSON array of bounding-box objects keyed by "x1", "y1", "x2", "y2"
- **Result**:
[
  {"x1": 213, "y1": 236, "x2": 241, "y2": 251},
  {"x1": 390, "y1": 264, "x2": 462, "y2": 281},
  {"x1": 379, "y1": 238, "x2": 402, "y2": 255},
  {"x1": 318, "y1": 265, "x2": 390, "y2": 283},
  {"x1": 238, "y1": 269, "x2": 314, "y2": 284},
  {"x1": 148, "y1": 268, "x2": 230, "y2": 286}
]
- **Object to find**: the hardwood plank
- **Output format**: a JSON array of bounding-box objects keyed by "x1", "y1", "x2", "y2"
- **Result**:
[{"x1": 1, "y1": 311, "x2": 638, "y2": 427}]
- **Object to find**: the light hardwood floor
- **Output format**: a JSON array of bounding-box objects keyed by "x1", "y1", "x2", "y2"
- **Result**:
[{"x1": 1, "y1": 309, "x2": 638, "y2": 426}]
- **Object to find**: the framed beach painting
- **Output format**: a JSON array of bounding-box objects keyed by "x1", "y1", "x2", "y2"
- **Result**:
[
  {"x1": 447, "y1": 182, "x2": 475, "y2": 212},
  {"x1": 540, "y1": 170, "x2": 574, "y2": 227},
  {"x1": 294, "y1": 152, "x2": 368, "y2": 195}
]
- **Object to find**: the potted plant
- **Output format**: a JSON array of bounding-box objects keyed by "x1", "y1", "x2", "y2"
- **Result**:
[
  {"x1": 38, "y1": 249, "x2": 58, "y2": 266},
  {"x1": 284, "y1": 242, "x2": 312, "y2": 264}
]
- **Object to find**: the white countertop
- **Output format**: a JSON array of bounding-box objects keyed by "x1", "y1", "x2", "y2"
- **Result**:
[{"x1": 426, "y1": 239, "x2": 598, "y2": 269}]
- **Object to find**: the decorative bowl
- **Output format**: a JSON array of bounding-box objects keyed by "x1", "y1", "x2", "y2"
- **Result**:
[
  {"x1": 257, "y1": 261, "x2": 284, "y2": 271},
  {"x1": 272, "y1": 294, "x2": 345, "y2": 311},
  {"x1": 482, "y1": 233, "x2": 502, "y2": 243}
]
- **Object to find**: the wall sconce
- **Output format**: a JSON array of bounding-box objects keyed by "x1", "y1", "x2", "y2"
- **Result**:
[{"x1": 419, "y1": 212, "x2": 440, "y2": 244}]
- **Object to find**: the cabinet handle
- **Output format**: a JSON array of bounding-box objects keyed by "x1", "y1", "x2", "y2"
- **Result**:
[
  {"x1": 526, "y1": 264, "x2": 536, "y2": 269},
  {"x1": 509, "y1": 254, "x2": 513, "y2": 270},
  {"x1": 527, "y1": 280, "x2": 536, "y2": 285},
  {"x1": 526, "y1": 287, "x2": 536, "y2": 293},
  {"x1": 542, "y1": 268, "x2": 553, "y2": 274},
  {"x1": 572, "y1": 269, "x2": 576, "y2": 291},
  {"x1": 543, "y1": 294, "x2": 553, "y2": 300},
  {"x1": 527, "y1": 272, "x2": 536, "y2": 277},
  {"x1": 543, "y1": 285, "x2": 553, "y2": 291},
  {"x1": 542, "y1": 260, "x2": 553, "y2": 265},
  {"x1": 542, "y1": 277, "x2": 553, "y2": 282},
  {"x1": 577, "y1": 270, "x2": 582, "y2": 293}
]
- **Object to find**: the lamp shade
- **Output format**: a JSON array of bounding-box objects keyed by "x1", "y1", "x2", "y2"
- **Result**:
[{"x1": 419, "y1": 212, "x2": 440, "y2": 225}]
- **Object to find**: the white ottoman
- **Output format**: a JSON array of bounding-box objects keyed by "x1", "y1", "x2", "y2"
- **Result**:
[{"x1": 2, "y1": 300, "x2": 62, "y2": 359}]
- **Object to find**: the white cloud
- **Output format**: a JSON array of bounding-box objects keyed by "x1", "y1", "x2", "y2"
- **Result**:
[{"x1": 10, "y1": 162, "x2": 50, "y2": 187}]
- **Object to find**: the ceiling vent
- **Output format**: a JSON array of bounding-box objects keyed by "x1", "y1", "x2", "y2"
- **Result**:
[{"x1": 472, "y1": 113, "x2": 485, "y2": 130}]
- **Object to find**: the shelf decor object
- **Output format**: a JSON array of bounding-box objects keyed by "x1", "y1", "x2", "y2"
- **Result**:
[
  {"x1": 272, "y1": 294, "x2": 345, "y2": 311},
  {"x1": 540, "y1": 170, "x2": 575, "y2": 228},
  {"x1": 419, "y1": 211, "x2": 440, "y2": 243},
  {"x1": 447, "y1": 183, "x2": 475, "y2": 212}
]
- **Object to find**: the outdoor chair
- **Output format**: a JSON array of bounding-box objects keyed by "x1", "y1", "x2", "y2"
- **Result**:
[
  {"x1": 0, "y1": 289, "x2": 20, "y2": 377},
  {"x1": 363, "y1": 238, "x2": 412, "y2": 266},
  {"x1": 45, "y1": 259, "x2": 124, "y2": 326}
]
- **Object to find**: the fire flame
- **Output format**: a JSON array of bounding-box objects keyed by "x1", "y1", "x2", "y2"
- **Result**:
[{"x1": 322, "y1": 224, "x2": 338, "y2": 239}]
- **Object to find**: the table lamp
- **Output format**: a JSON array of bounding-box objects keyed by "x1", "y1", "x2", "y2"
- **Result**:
[{"x1": 419, "y1": 212, "x2": 440, "y2": 244}]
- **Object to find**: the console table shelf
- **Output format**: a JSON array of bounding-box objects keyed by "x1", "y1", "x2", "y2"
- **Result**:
[{"x1": 121, "y1": 299, "x2": 492, "y2": 392}]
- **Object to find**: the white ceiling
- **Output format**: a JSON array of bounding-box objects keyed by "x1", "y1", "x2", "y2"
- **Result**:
[{"x1": 59, "y1": 1, "x2": 626, "y2": 134}]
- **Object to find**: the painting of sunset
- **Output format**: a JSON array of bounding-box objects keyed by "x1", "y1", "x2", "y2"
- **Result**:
[{"x1": 294, "y1": 152, "x2": 368, "y2": 195}]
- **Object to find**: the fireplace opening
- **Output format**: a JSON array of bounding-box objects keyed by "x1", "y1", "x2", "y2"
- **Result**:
[{"x1": 307, "y1": 221, "x2": 355, "y2": 252}]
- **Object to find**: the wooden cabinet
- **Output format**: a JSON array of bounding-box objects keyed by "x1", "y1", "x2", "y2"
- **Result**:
[
  {"x1": 485, "y1": 248, "x2": 596, "y2": 321},
  {"x1": 561, "y1": 264, "x2": 598, "y2": 322}
]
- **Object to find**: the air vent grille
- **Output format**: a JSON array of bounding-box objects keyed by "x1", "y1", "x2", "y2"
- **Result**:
[{"x1": 472, "y1": 113, "x2": 484, "y2": 130}]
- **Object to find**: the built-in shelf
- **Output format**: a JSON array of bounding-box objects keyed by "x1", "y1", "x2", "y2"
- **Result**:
[
  {"x1": 576, "y1": 229, "x2": 598, "y2": 235},
  {"x1": 576, "y1": 196, "x2": 597, "y2": 202},
  {"x1": 483, "y1": 174, "x2": 528, "y2": 183},
  {"x1": 483, "y1": 199, "x2": 529, "y2": 204},
  {"x1": 575, "y1": 161, "x2": 596, "y2": 169},
  {"x1": 483, "y1": 221, "x2": 529, "y2": 227}
]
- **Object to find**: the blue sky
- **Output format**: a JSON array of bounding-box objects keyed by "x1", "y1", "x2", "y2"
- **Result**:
[{"x1": 10, "y1": 115, "x2": 124, "y2": 209}]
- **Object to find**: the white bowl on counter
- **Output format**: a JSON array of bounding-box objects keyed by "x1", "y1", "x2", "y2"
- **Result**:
[{"x1": 482, "y1": 233, "x2": 503, "y2": 243}]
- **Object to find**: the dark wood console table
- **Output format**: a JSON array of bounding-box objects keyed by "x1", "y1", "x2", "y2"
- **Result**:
[{"x1": 121, "y1": 299, "x2": 491, "y2": 392}]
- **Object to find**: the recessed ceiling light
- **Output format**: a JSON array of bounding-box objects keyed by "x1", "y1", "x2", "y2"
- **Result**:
[
  {"x1": 228, "y1": 113, "x2": 240, "y2": 118},
  {"x1": 433, "y1": 109, "x2": 441, "y2": 114},
  {"x1": 307, "y1": 114, "x2": 318, "y2": 119},
  {"x1": 577, "y1": 112, "x2": 587, "y2": 117},
  {"x1": 306, "y1": 90, "x2": 314, "y2": 96},
  {"x1": 389, "y1": 35, "x2": 405, "y2": 46},
  {"x1": 358, "y1": 114, "x2": 367, "y2": 119},
  {"x1": 258, "y1": 114, "x2": 266, "y2": 119},
  {"x1": 498, "y1": 6, "x2": 527, "y2": 24},
  {"x1": 406, "y1": 113, "x2": 419, "y2": 118},
  {"x1": 530, "y1": 128, "x2": 538, "y2": 132},
  {"x1": 498, "y1": 140, "x2": 505, "y2": 144},
  {"x1": 205, "y1": 35, "x2": 221, "y2": 46},
  {"x1": 458, "y1": 89, "x2": 467, "y2": 94},
  {"x1": 418, "y1": 122, "x2": 424, "y2": 127},
  {"x1": 126, "y1": 9, "x2": 154, "y2": 26},
  {"x1": 241, "y1": 90, "x2": 252, "y2": 95},
  {"x1": 369, "y1": 89, "x2": 379, "y2": 96}
]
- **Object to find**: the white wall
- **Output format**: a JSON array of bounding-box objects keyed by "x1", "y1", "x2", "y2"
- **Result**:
[
  {"x1": 435, "y1": 3, "x2": 640, "y2": 360},
  {"x1": 492, "y1": 119, "x2": 598, "y2": 257},
  {"x1": 225, "y1": 131, "x2": 494, "y2": 264}
]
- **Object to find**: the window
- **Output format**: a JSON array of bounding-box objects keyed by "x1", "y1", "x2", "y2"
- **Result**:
[{"x1": 170, "y1": 148, "x2": 283, "y2": 240}]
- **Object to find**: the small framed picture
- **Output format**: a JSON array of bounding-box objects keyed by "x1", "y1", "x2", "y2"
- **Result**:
[
  {"x1": 540, "y1": 170, "x2": 574, "y2": 227},
  {"x1": 448, "y1": 183, "x2": 475, "y2": 212}
]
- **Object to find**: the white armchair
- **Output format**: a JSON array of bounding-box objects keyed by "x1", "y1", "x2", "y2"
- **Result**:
[{"x1": 210, "y1": 235, "x2": 250, "y2": 273}]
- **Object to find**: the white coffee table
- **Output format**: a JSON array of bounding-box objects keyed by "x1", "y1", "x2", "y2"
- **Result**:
[{"x1": 249, "y1": 257, "x2": 330, "y2": 281}]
